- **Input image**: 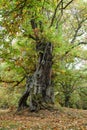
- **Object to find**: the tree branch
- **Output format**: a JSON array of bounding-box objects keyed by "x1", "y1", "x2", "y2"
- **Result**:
[
  {"x1": 71, "y1": 18, "x2": 87, "y2": 43},
  {"x1": 0, "y1": 79, "x2": 16, "y2": 83},
  {"x1": 62, "y1": 0, "x2": 74, "y2": 9},
  {"x1": 50, "y1": 0, "x2": 74, "y2": 27},
  {"x1": 13, "y1": 76, "x2": 26, "y2": 87},
  {"x1": 0, "y1": 76, "x2": 26, "y2": 87},
  {"x1": 62, "y1": 41, "x2": 87, "y2": 58},
  {"x1": 3, "y1": 0, "x2": 27, "y2": 16},
  {"x1": 49, "y1": 0, "x2": 62, "y2": 27}
]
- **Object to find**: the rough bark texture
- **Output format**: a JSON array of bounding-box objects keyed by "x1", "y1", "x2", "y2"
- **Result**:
[{"x1": 18, "y1": 41, "x2": 54, "y2": 112}]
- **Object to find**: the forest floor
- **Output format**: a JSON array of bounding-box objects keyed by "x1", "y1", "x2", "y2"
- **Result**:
[{"x1": 0, "y1": 107, "x2": 87, "y2": 130}]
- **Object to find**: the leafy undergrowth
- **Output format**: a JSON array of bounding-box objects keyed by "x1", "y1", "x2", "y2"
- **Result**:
[{"x1": 0, "y1": 107, "x2": 87, "y2": 130}]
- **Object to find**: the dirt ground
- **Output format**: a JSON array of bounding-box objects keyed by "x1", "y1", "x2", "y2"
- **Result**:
[{"x1": 0, "y1": 107, "x2": 87, "y2": 130}]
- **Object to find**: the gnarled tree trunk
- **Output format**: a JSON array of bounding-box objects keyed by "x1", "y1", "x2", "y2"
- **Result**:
[{"x1": 18, "y1": 41, "x2": 54, "y2": 112}]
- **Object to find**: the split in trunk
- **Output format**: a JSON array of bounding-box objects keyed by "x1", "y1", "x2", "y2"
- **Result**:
[{"x1": 18, "y1": 41, "x2": 54, "y2": 112}]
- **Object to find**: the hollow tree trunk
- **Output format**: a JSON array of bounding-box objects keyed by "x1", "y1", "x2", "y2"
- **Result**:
[{"x1": 18, "y1": 41, "x2": 54, "y2": 112}]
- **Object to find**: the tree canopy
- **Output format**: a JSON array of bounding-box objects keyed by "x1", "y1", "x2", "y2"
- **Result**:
[{"x1": 0, "y1": 0, "x2": 87, "y2": 109}]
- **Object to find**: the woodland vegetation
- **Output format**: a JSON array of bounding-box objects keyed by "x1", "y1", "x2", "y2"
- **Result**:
[
  {"x1": 0, "y1": 0, "x2": 87, "y2": 129},
  {"x1": 0, "y1": 0, "x2": 87, "y2": 112}
]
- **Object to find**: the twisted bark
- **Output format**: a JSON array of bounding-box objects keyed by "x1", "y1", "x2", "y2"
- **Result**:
[{"x1": 18, "y1": 41, "x2": 54, "y2": 112}]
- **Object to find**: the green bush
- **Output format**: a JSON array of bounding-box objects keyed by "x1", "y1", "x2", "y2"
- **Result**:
[
  {"x1": 69, "y1": 92, "x2": 82, "y2": 109},
  {"x1": 0, "y1": 86, "x2": 23, "y2": 108}
]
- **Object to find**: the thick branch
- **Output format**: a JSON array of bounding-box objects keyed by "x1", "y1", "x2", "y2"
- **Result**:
[
  {"x1": 49, "y1": 0, "x2": 62, "y2": 27},
  {"x1": 50, "y1": 0, "x2": 74, "y2": 27}
]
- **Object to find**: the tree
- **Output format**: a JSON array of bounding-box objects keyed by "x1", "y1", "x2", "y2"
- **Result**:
[
  {"x1": 0, "y1": 0, "x2": 87, "y2": 111},
  {"x1": 52, "y1": 0, "x2": 87, "y2": 108},
  {"x1": 53, "y1": 43, "x2": 87, "y2": 108},
  {"x1": 55, "y1": 67, "x2": 83, "y2": 107},
  {"x1": 0, "y1": 0, "x2": 76, "y2": 111}
]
